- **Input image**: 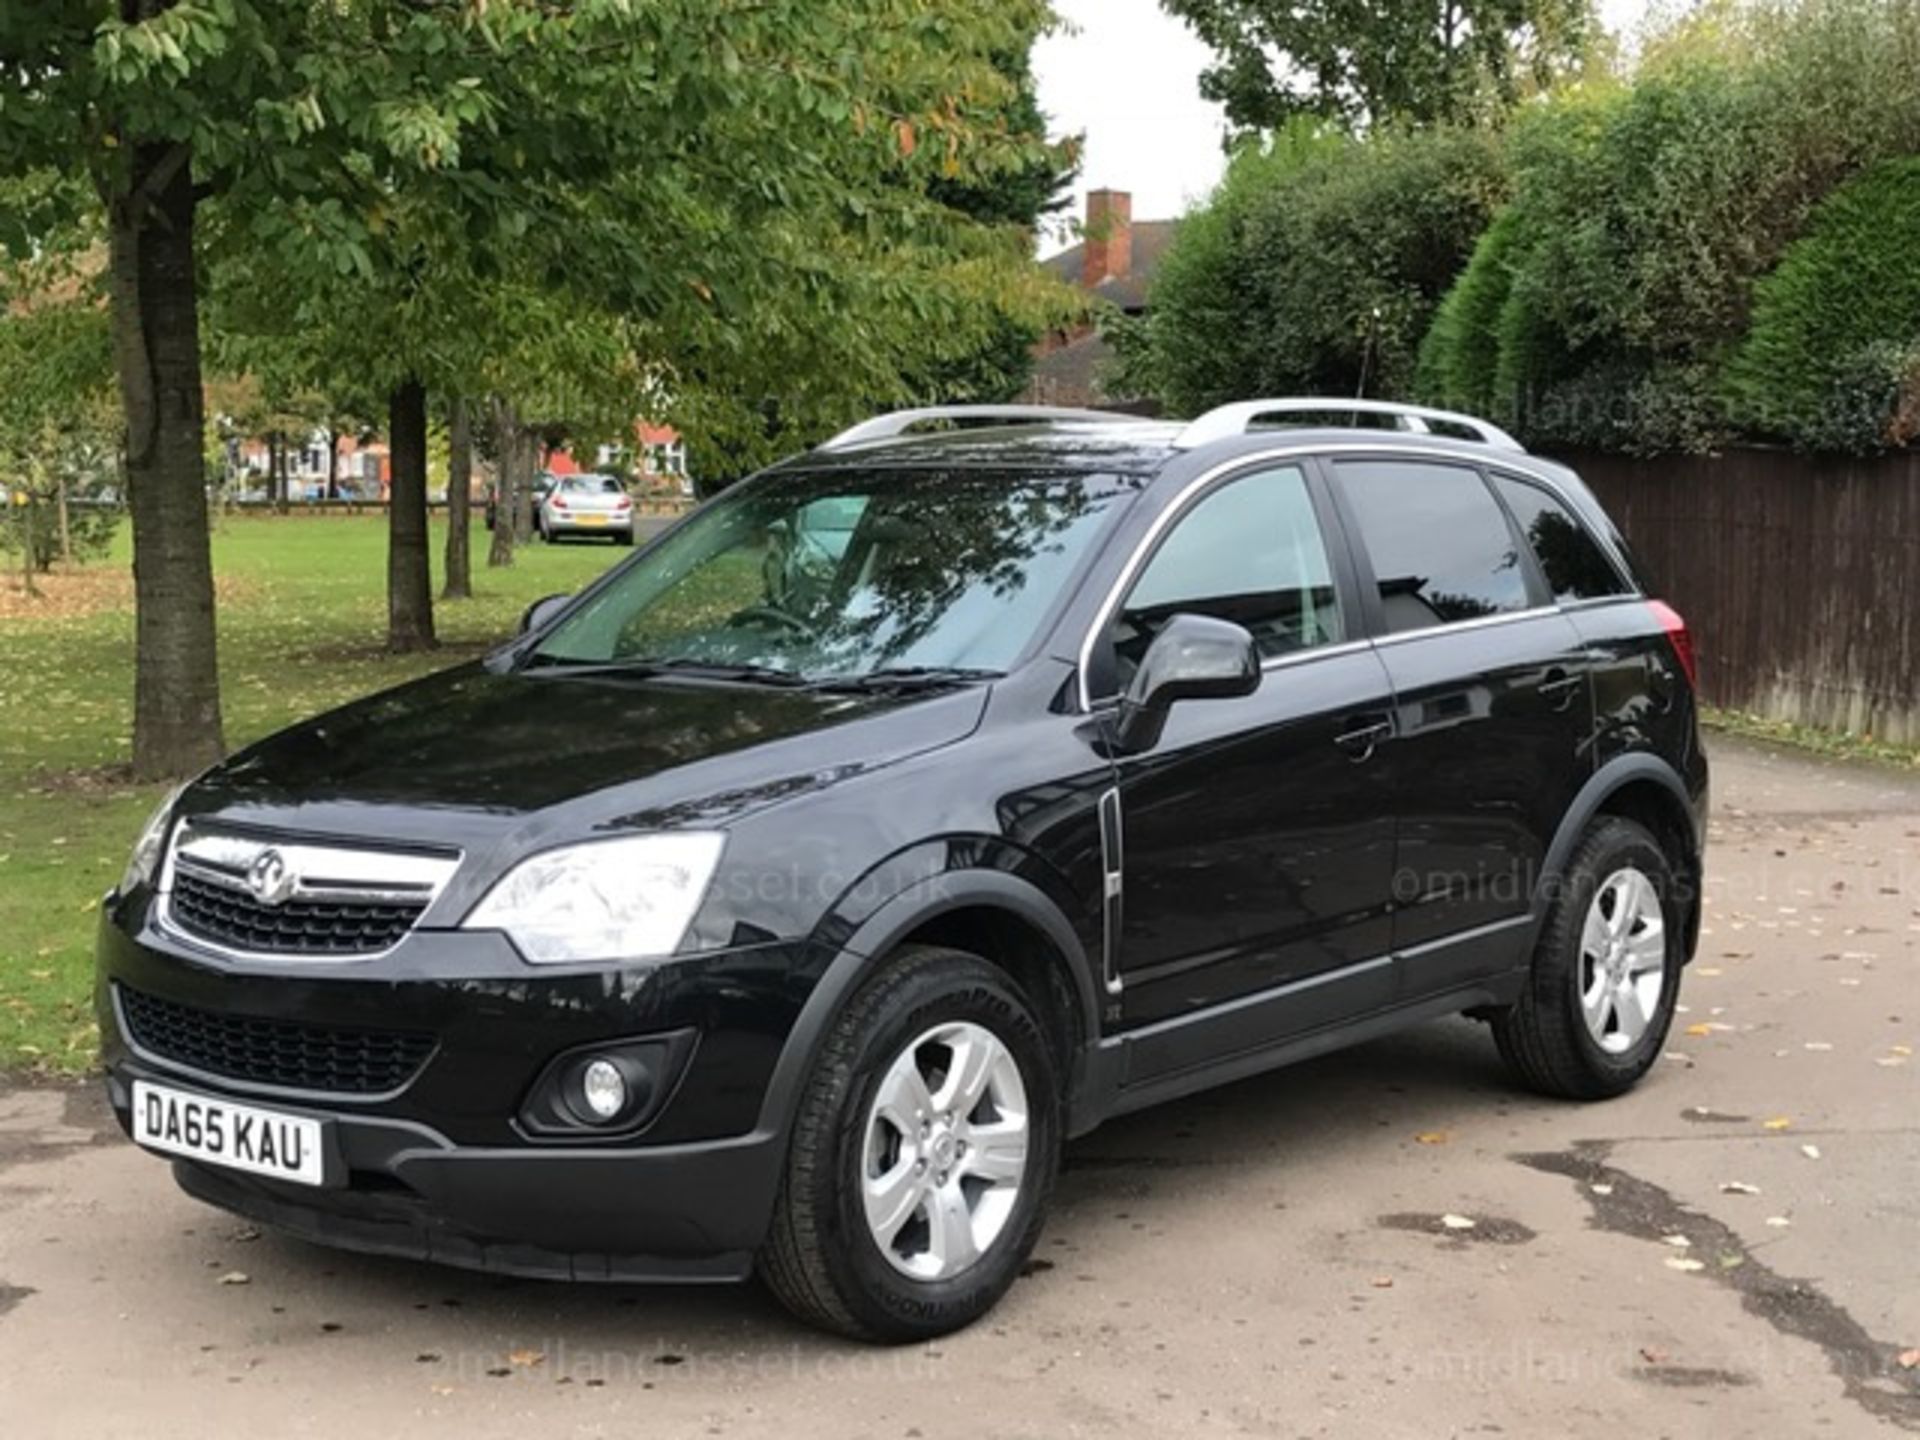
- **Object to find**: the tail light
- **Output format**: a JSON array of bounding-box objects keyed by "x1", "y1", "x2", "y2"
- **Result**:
[
  {"x1": 614, "y1": 496, "x2": 632, "y2": 511},
  {"x1": 1647, "y1": 599, "x2": 1697, "y2": 690},
  {"x1": 551, "y1": 496, "x2": 569, "y2": 511}
]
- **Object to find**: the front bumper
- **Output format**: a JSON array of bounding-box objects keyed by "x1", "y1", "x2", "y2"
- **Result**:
[{"x1": 96, "y1": 900, "x2": 829, "y2": 1278}]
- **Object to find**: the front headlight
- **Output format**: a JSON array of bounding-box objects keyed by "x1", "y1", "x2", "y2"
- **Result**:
[
  {"x1": 119, "y1": 783, "x2": 185, "y2": 896},
  {"x1": 462, "y1": 833, "x2": 726, "y2": 964}
]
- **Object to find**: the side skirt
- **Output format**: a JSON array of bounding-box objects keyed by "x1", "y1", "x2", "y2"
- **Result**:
[{"x1": 1068, "y1": 965, "x2": 1527, "y2": 1135}]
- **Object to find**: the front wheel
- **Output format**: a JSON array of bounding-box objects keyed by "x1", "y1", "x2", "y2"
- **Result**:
[
  {"x1": 759, "y1": 947, "x2": 1060, "y2": 1342},
  {"x1": 1493, "y1": 816, "x2": 1683, "y2": 1099}
]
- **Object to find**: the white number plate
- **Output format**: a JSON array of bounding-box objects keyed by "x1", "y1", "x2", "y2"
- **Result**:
[{"x1": 132, "y1": 1081, "x2": 327, "y2": 1187}]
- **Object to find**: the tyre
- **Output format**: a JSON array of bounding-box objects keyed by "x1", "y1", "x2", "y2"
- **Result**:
[
  {"x1": 759, "y1": 946, "x2": 1060, "y2": 1342},
  {"x1": 616, "y1": 528, "x2": 635, "y2": 547},
  {"x1": 1493, "y1": 816, "x2": 1683, "y2": 1100}
]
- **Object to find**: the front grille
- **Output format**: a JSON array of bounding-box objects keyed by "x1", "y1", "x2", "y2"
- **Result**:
[
  {"x1": 169, "y1": 870, "x2": 427, "y2": 956},
  {"x1": 119, "y1": 985, "x2": 436, "y2": 1095}
]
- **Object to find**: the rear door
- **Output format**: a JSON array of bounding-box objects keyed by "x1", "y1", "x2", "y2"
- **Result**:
[
  {"x1": 1096, "y1": 460, "x2": 1400, "y2": 1034},
  {"x1": 1328, "y1": 457, "x2": 1596, "y2": 995}
]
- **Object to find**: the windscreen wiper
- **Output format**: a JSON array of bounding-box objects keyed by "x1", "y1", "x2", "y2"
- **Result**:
[
  {"x1": 807, "y1": 666, "x2": 1005, "y2": 693},
  {"x1": 523, "y1": 655, "x2": 812, "y2": 687}
]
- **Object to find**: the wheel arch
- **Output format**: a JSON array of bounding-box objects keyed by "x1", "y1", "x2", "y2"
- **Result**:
[
  {"x1": 1538, "y1": 755, "x2": 1705, "y2": 960},
  {"x1": 756, "y1": 865, "x2": 1103, "y2": 1144}
]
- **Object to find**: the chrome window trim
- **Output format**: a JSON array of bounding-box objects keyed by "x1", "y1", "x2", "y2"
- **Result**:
[
  {"x1": 1074, "y1": 440, "x2": 1610, "y2": 712},
  {"x1": 156, "y1": 823, "x2": 462, "y2": 965}
]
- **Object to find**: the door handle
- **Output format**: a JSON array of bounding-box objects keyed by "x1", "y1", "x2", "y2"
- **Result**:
[
  {"x1": 1335, "y1": 714, "x2": 1393, "y2": 762},
  {"x1": 1540, "y1": 668, "x2": 1582, "y2": 712}
]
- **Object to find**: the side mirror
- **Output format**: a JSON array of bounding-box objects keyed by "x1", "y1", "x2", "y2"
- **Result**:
[
  {"x1": 1112, "y1": 613, "x2": 1260, "y2": 754},
  {"x1": 520, "y1": 593, "x2": 572, "y2": 635}
]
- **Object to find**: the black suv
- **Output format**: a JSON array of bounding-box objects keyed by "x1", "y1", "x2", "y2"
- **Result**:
[{"x1": 98, "y1": 401, "x2": 1706, "y2": 1341}]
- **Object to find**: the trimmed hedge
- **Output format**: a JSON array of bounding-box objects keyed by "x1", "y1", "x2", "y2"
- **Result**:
[
  {"x1": 1723, "y1": 158, "x2": 1920, "y2": 454},
  {"x1": 1414, "y1": 0, "x2": 1920, "y2": 453}
]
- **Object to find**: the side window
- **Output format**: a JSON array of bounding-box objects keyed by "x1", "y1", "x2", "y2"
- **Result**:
[
  {"x1": 1336, "y1": 460, "x2": 1530, "y2": 633},
  {"x1": 1108, "y1": 465, "x2": 1341, "y2": 688},
  {"x1": 1491, "y1": 476, "x2": 1628, "y2": 603}
]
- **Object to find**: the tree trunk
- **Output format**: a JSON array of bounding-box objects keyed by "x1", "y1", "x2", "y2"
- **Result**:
[
  {"x1": 325, "y1": 428, "x2": 340, "y2": 500},
  {"x1": 268, "y1": 430, "x2": 281, "y2": 511},
  {"x1": 487, "y1": 397, "x2": 519, "y2": 569},
  {"x1": 19, "y1": 497, "x2": 37, "y2": 598},
  {"x1": 109, "y1": 138, "x2": 225, "y2": 780},
  {"x1": 442, "y1": 398, "x2": 473, "y2": 599},
  {"x1": 386, "y1": 377, "x2": 436, "y2": 652},
  {"x1": 56, "y1": 473, "x2": 72, "y2": 565}
]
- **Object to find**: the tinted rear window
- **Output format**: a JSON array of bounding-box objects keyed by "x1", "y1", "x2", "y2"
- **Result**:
[{"x1": 1336, "y1": 460, "x2": 1530, "y2": 633}]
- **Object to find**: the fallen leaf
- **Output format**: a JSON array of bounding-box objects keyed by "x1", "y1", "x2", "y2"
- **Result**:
[
  {"x1": 1897, "y1": 1349, "x2": 1919, "y2": 1370},
  {"x1": 430, "y1": 1384, "x2": 455, "y2": 1397},
  {"x1": 1414, "y1": 1130, "x2": 1451, "y2": 1145},
  {"x1": 1764, "y1": 1215, "x2": 1792, "y2": 1228},
  {"x1": 1369, "y1": 1276, "x2": 1394, "y2": 1288},
  {"x1": 1803, "y1": 1041, "x2": 1833, "y2": 1052},
  {"x1": 1639, "y1": 1346, "x2": 1669, "y2": 1364},
  {"x1": 1590, "y1": 1183, "x2": 1615, "y2": 1196},
  {"x1": 1662, "y1": 1234, "x2": 1693, "y2": 1248},
  {"x1": 508, "y1": 1349, "x2": 546, "y2": 1369},
  {"x1": 1440, "y1": 1214, "x2": 1476, "y2": 1231},
  {"x1": 1762, "y1": 1117, "x2": 1793, "y2": 1131},
  {"x1": 216, "y1": 1271, "x2": 250, "y2": 1286},
  {"x1": 1800, "y1": 1144, "x2": 1822, "y2": 1160},
  {"x1": 1684, "y1": 1023, "x2": 1714, "y2": 1037},
  {"x1": 1720, "y1": 1181, "x2": 1761, "y2": 1195},
  {"x1": 1665, "y1": 1257, "x2": 1705, "y2": 1273}
]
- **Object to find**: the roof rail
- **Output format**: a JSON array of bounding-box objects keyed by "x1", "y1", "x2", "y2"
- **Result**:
[
  {"x1": 818, "y1": 405, "x2": 1153, "y2": 452},
  {"x1": 1173, "y1": 398, "x2": 1524, "y2": 452}
]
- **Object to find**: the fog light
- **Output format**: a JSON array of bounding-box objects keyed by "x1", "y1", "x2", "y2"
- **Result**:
[{"x1": 580, "y1": 1059, "x2": 627, "y2": 1121}]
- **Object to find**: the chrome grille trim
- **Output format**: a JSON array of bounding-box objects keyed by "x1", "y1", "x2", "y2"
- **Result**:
[{"x1": 157, "y1": 823, "x2": 461, "y2": 962}]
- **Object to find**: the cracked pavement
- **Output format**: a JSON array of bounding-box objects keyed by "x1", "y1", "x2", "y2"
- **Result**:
[{"x1": 0, "y1": 735, "x2": 1915, "y2": 1437}]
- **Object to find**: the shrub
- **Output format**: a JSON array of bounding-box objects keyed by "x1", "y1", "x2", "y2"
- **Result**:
[
  {"x1": 1723, "y1": 158, "x2": 1920, "y2": 453},
  {"x1": 1417, "y1": 0, "x2": 1920, "y2": 453},
  {"x1": 1133, "y1": 121, "x2": 1506, "y2": 416}
]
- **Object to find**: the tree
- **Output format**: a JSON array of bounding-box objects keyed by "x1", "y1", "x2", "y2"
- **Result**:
[
  {"x1": 2, "y1": 0, "x2": 1067, "y2": 774},
  {"x1": 0, "y1": 239, "x2": 120, "y2": 589},
  {"x1": 1118, "y1": 122, "x2": 1504, "y2": 415},
  {"x1": 1161, "y1": 0, "x2": 1595, "y2": 132},
  {"x1": 442, "y1": 397, "x2": 474, "y2": 599}
]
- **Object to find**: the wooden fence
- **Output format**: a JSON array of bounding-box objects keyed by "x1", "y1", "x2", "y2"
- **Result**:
[{"x1": 1562, "y1": 448, "x2": 1920, "y2": 744}]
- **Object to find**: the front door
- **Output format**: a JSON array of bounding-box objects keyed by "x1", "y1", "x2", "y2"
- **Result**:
[{"x1": 1095, "y1": 462, "x2": 1400, "y2": 1035}]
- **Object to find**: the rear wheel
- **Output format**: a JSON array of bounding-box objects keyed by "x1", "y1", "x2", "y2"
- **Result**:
[
  {"x1": 759, "y1": 946, "x2": 1059, "y2": 1342},
  {"x1": 1493, "y1": 816, "x2": 1682, "y2": 1099}
]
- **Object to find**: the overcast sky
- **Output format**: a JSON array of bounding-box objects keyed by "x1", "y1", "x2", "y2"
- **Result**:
[{"x1": 1033, "y1": 0, "x2": 1657, "y2": 253}]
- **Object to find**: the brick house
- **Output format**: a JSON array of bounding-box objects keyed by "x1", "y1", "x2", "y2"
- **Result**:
[{"x1": 1026, "y1": 189, "x2": 1174, "y2": 410}]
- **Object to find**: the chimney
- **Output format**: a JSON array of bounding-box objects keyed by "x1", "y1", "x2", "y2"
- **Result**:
[{"x1": 1082, "y1": 189, "x2": 1132, "y2": 289}]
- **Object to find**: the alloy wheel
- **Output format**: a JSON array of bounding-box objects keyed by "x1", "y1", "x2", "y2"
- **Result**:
[{"x1": 860, "y1": 1021, "x2": 1030, "y2": 1281}]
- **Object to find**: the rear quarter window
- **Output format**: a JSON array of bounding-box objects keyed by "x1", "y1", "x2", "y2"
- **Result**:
[{"x1": 1490, "y1": 475, "x2": 1630, "y2": 603}]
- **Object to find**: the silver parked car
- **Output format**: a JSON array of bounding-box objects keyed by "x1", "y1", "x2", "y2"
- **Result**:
[{"x1": 539, "y1": 474, "x2": 636, "y2": 545}]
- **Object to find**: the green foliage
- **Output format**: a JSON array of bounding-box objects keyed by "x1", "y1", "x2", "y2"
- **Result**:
[
  {"x1": 1724, "y1": 159, "x2": 1920, "y2": 454},
  {"x1": 1416, "y1": 0, "x2": 1920, "y2": 453},
  {"x1": 1127, "y1": 122, "x2": 1506, "y2": 416},
  {"x1": 1414, "y1": 208, "x2": 1520, "y2": 414},
  {"x1": 1161, "y1": 0, "x2": 1596, "y2": 131}
]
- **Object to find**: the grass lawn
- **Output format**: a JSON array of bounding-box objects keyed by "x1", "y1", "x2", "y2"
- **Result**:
[{"x1": 0, "y1": 513, "x2": 630, "y2": 1074}]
